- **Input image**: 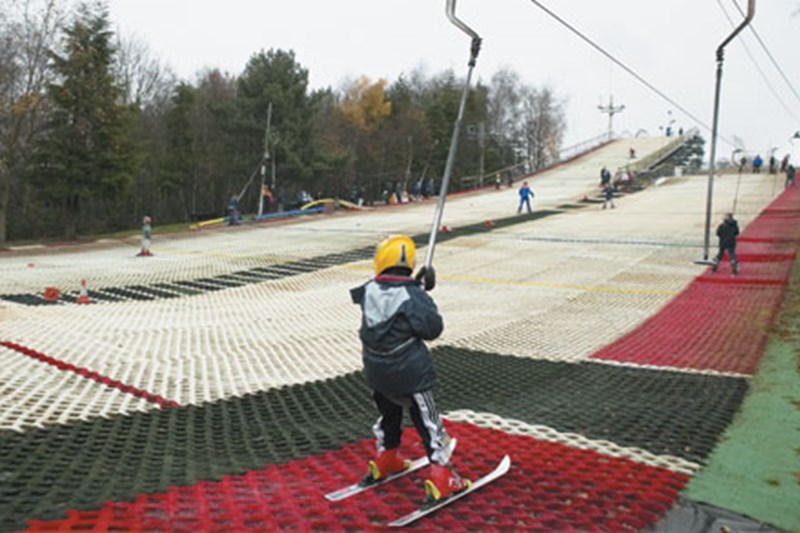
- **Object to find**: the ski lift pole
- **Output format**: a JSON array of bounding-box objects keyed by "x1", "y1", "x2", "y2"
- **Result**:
[
  {"x1": 424, "y1": 0, "x2": 482, "y2": 269},
  {"x1": 702, "y1": 0, "x2": 755, "y2": 260},
  {"x1": 258, "y1": 103, "x2": 273, "y2": 217}
]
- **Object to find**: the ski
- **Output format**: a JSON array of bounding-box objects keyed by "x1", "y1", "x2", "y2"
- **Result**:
[
  {"x1": 324, "y1": 439, "x2": 457, "y2": 502},
  {"x1": 387, "y1": 455, "x2": 511, "y2": 528}
]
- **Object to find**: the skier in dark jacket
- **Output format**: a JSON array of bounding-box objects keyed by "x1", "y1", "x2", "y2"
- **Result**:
[
  {"x1": 350, "y1": 235, "x2": 469, "y2": 502},
  {"x1": 785, "y1": 164, "x2": 796, "y2": 188},
  {"x1": 712, "y1": 213, "x2": 740, "y2": 275}
]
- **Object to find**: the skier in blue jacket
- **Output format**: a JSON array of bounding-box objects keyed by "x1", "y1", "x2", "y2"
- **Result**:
[
  {"x1": 350, "y1": 235, "x2": 470, "y2": 502},
  {"x1": 517, "y1": 181, "x2": 534, "y2": 214}
]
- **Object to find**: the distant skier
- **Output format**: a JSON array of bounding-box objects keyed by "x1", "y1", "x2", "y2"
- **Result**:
[
  {"x1": 752, "y1": 154, "x2": 763, "y2": 174},
  {"x1": 600, "y1": 166, "x2": 611, "y2": 187},
  {"x1": 425, "y1": 177, "x2": 436, "y2": 198},
  {"x1": 786, "y1": 165, "x2": 797, "y2": 188},
  {"x1": 517, "y1": 181, "x2": 534, "y2": 214},
  {"x1": 350, "y1": 235, "x2": 470, "y2": 503},
  {"x1": 768, "y1": 155, "x2": 777, "y2": 174},
  {"x1": 137, "y1": 216, "x2": 153, "y2": 257},
  {"x1": 227, "y1": 193, "x2": 241, "y2": 225},
  {"x1": 780, "y1": 154, "x2": 790, "y2": 174},
  {"x1": 602, "y1": 184, "x2": 615, "y2": 210},
  {"x1": 712, "y1": 213, "x2": 740, "y2": 275}
]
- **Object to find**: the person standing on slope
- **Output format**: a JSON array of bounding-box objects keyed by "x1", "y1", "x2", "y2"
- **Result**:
[
  {"x1": 712, "y1": 213, "x2": 740, "y2": 275},
  {"x1": 517, "y1": 181, "x2": 534, "y2": 214},
  {"x1": 350, "y1": 235, "x2": 470, "y2": 503}
]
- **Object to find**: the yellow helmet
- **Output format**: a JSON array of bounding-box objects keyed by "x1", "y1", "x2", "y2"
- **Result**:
[{"x1": 374, "y1": 235, "x2": 416, "y2": 276}]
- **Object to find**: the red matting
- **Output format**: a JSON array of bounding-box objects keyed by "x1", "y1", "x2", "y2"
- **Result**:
[
  {"x1": 26, "y1": 422, "x2": 688, "y2": 531},
  {"x1": 592, "y1": 187, "x2": 800, "y2": 375}
]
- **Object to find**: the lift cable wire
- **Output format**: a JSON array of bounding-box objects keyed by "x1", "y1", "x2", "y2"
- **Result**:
[
  {"x1": 733, "y1": 0, "x2": 800, "y2": 110},
  {"x1": 718, "y1": 0, "x2": 800, "y2": 124},
  {"x1": 528, "y1": 0, "x2": 736, "y2": 148}
]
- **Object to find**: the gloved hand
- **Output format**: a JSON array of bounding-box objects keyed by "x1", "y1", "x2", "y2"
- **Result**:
[{"x1": 415, "y1": 266, "x2": 436, "y2": 292}]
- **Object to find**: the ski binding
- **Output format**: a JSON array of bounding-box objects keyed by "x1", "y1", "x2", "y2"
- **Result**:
[
  {"x1": 324, "y1": 439, "x2": 457, "y2": 502},
  {"x1": 387, "y1": 455, "x2": 511, "y2": 527}
]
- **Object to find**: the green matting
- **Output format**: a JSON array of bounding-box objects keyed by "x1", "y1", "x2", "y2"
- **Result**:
[{"x1": 683, "y1": 259, "x2": 800, "y2": 531}]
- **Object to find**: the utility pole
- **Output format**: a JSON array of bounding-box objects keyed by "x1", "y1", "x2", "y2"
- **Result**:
[
  {"x1": 258, "y1": 102, "x2": 273, "y2": 217},
  {"x1": 478, "y1": 121, "x2": 486, "y2": 187},
  {"x1": 597, "y1": 95, "x2": 625, "y2": 139}
]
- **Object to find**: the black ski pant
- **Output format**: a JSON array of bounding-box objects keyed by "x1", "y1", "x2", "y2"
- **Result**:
[
  {"x1": 372, "y1": 390, "x2": 452, "y2": 466},
  {"x1": 714, "y1": 244, "x2": 738, "y2": 270}
]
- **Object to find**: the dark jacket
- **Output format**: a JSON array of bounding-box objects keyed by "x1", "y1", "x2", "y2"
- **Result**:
[
  {"x1": 351, "y1": 276, "x2": 443, "y2": 396},
  {"x1": 716, "y1": 218, "x2": 739, "y2": 248}
]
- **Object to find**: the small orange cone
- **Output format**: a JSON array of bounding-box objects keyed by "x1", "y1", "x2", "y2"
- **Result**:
[
  {"x1": 43, "y1": 287, "x2": 60, "y2": 302},
  {"x1": 76, "y1": 279, "x2": 92, "y2": 304}
]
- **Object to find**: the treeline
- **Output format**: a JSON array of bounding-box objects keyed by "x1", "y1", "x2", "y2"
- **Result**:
[{"x1": 0, "y1": 0, "x2": 567, "y2": 242}]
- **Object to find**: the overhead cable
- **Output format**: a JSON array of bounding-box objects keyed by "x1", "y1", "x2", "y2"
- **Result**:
[
  {"x1": 733, "y1": 0, "x2": 800, "y2": 109},
  {"x1": 528, "y1": 0, "x2": 736, "y2": 147},
  {"x1": 716, "y1": 0, "x2": 800, "y2": 124}
]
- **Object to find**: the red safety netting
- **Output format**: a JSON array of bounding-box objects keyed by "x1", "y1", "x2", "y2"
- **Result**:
[
  {"x1": 592, "y1": 187, "x2": 800, "y2": 374},
  {"x1": 26, "y1": 422, "x2": 688, "y2": 532}
]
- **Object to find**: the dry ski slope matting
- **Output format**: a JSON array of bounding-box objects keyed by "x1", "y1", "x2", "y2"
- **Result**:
[{"x1": 1, "y1": 140, "x2": 797, "y2": 530}]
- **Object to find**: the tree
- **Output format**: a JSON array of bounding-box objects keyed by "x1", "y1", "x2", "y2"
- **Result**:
[
  {"x1": 521, "y1": 86, "x2": 566, "y2": 169},
  {"x1": 417, "y1": 70, "x2": 489, "y2": 188},
  {"x1": 337, "y1": 76, "x2": 393, "y2": 193},
  {"x1": 340, "y1": 76, "x2": 392, "y2": 132},
  {"x1": 384, "y1": 76, "x2": 431, "y2": 192},
  {"x1": 31, "y1": 2, "x2": 137, "y2": 238},
  {"x1": 113, "y1": 32, "x2": 176, "y2": 111},
  {"x1": 0, "y1": 0, "x2": 66, "y2": 242},
  {"x1": 487, "y1": 67, "x2": 523, "y2": 145},
  {"x1": 235, "y1": 49, "x2": 315, "y2": 203},
  {"x1": 160, "y1": 82, "x2": 196, "y2": 219}
]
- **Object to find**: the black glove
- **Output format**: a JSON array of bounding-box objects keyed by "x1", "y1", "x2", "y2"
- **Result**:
[{"x1": 415, "y1": 266, "x2": 436, "y2": 292}]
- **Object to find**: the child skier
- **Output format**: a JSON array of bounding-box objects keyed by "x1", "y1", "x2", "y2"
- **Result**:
[
  {"x1": 517, "y1": 181, "x2": 534, "y2": 214},
  {"x1": 138, "y1": 216, "x2": 153, "y2": 257},
  {"x1": 350, "y1": 235, "x2": 470, "y2": 502}
]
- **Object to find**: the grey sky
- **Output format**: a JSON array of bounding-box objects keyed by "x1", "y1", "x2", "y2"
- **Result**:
[{"x1": 105, "y1": 0, "x2": 800, "y2": 161}]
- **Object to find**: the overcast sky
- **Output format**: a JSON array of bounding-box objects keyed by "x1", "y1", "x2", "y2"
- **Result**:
[{"x1": 105, "y1": 0, "x2": 800, "y2": 161}]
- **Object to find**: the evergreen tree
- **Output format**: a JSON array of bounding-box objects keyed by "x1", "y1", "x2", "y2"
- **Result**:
[
  {"x1": 31, "y1": 2, "x2": 136, "y2": 238},
  {"x1": 235, "y1": 49, "x2": 315, "y2": 201},
  {"x1": 160, "y1": 82, "x2": 195, "y2": 219}
]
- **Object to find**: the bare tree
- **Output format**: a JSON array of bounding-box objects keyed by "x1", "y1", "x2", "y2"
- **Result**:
[
  {"x1": 487, "y1": 67, "x2": 567, "y2": 171},
  {"x1": 113, "y1": 31, "x2": 176, "y2": 111},
  {"x1": 0, "y1": 0, "x2": 67, "y2": 243},
  {"x1": 521, "y1": 86, "x2": 566, "y2": 170},
  {"x1": 487, "y1": 67, "x2": 523, "y2": 145}
]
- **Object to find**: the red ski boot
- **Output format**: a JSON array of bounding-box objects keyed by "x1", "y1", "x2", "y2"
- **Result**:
[
  {"x1": 424, "y1": 463, "x2": 471, "y2": 502},
  {"x1": 367, "y1": 448, "x2": 411, "y2": 481}
]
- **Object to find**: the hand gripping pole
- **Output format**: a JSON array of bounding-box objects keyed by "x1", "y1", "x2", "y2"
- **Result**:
[{"x1": 423, "y1": 0, "x2": 482, "y2": 269}]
